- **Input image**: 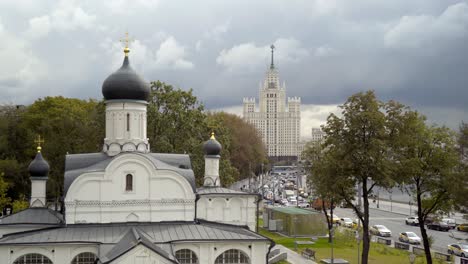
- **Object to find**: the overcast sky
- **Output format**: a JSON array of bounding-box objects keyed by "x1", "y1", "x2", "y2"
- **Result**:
[{"x1": 1, "y1": 0, "x2": 467, "y2": 138}]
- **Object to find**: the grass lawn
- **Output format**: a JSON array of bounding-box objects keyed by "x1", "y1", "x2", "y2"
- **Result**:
[{"x1": 258, "y1": 218, "x2": 442, "y2": 264}]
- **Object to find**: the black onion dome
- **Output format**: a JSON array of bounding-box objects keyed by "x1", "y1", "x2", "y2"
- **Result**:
[
  {"x1": 102, "y1": 56, "x2": 150, "y2": 101},
  {"x1": 28, "y1": 152, "x2": 50, "y2": 177},
  {"x1": 203, "y1": 135, "x2": 222, "y2": 156}
]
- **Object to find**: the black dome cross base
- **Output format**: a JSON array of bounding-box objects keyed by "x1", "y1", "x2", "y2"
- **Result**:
[
  {"x1": 203, "y1": 138, "x2": 222, "y2": 156},
  {"x1": 102, "y1": 56, "x2": 150, "y2": 101},
  {"x1": 28, "y1": 152, "x2": 50, "y2": 177}
]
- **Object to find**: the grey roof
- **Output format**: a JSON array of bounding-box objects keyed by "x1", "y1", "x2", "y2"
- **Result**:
[
  {"x1": 0, "y1": 221, "x2": 268, "y2": 245},
  {"x1": 64, "y1": 152, "x2": 195, "y2": 195},
  {"x1": 0, "y1": 208, "x2": 63, "y2": 225},
  {"x1": 101, "y1": 227, "x2": 177, "y2": 263},
  {"x1": 197, "y1": 187, "x2": 256, "y2": 196}
]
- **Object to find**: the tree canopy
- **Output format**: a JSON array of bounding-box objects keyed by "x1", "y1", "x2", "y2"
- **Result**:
[{"x1": 0, "y1": 82, "x2": 267, "y2": 209}]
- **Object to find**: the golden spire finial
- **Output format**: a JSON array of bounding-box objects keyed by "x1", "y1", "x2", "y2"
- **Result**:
[
  {"x1": 34, "y1": 135, "x2": 45, "y2": 153},
  {"x1": 210, "y1": 132, "x2": 215, "y2": 139},
  {"x1": 120, "y1": 31, "x2": 133, "y2": 56}
]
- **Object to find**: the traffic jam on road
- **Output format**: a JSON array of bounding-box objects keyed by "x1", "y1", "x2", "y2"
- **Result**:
[{"x1": 251, "y1": 165, "x2": 468, "y2": 258}]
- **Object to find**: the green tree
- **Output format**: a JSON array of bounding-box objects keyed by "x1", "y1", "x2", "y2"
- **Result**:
[
  {"x1": 303, "y1": 141, "x2": 346, "y2": 243},
  {"x1": 0, "y1": 173, "x2": 11, "y2": 210},
  {"x1": 147, "y1": 81, "x2": 208, "y2": 184},
  {"x1": 393, "y1": 112, "x2": 460, "y2": 264},
  {"x1": 318, "y1": 91, "x2": 396, "y2": 264},
  {"x1": 455, "y1": 122, "x2": 468, "y2": 209},
  {"x1": 206, "y1": 112, "x2": 268, "y2": 184},
  {"x1": 12, "y1": 195, "x2": 29, "y2": 213},
  {"x1": 21, "y1": 96, "x2": 104, "y2": 199}
]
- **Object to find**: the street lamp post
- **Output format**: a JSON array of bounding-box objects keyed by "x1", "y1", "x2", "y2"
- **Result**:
[
  {"x1": 330, "y1": 227, "x2": 335, "y2": 264},
  {"x1": 356, "y1": 230, "x2": 361, "y2": 264},
  {"x1": 377, "y1": 191, "x2": 380, "y2": 209},
  {"x1": 389, "y1": 190, "x2": 393, "y2": 212}
]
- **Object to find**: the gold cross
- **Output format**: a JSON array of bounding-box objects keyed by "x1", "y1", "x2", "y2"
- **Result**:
[
  {"x1": 34, "y1": 135, "x2": 45, "y2": 152},
  {"x1": 120, "y1": 31, "x2": 133, "y2": 56}
]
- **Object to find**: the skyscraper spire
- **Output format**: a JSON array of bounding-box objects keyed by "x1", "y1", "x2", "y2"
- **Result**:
[{"x1": 270, "y1": 44, "x2": 275, "y2": 69}]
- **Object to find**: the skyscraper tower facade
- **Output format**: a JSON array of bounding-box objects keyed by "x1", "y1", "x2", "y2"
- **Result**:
[{"x1": 243, "y1": 45, "x2": 302, "y2": 160}]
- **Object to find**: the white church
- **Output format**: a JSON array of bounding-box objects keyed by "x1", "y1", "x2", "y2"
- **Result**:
[{"x1": 0, "y1": 45, "x2": 273, "y2": 264}]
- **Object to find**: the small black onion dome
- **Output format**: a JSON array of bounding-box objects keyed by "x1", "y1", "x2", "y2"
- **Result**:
[
  {"x1": 203, "y1": 133, "x2": 222, "y2": 156},
  {"x1": 102, "y1": 56, "x2": 150, "y2": 101},
  {"x1": 28, "y1": 151, "x2": 50, "y2": 177}
]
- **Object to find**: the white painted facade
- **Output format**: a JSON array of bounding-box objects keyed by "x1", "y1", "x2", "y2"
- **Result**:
[
  {"x1": 30, "y1": 178, "x2": 46, "y2": 207},
  {"x1": 196, "y1": 195, "x2": 257, "y2": 230},
  {"x1": 243, "y1": 52, "x2": 303, "y2": 159},
  {"x1": 0, "y1": 51, "x2": 271, "y2": 264},
  {"x1": 103, "y1": 101, "x2": 150, "y2": 156},
  {"x1": 64, "y1": 153, "x2": 196, "y2": 224},
  {"x1": 0, "y1": 241, "x2": 269, "y2": 264},
  {"x1": 203, "y1": 156, "x2": 220, "y2": 186}
]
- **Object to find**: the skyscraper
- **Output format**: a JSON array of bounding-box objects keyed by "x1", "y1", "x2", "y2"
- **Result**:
[{"x1": 243, "y1": 45, "x2": 302, "y2": 161}]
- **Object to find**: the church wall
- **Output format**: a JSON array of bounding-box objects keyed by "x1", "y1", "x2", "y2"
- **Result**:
[
  {"x1": 112, "y1": 245, "x2": 174, "y2": 264},
  {"x1": 65, "y1": 154, "x2": 195, "y2": 224},
  {"x1": 4, "y1": 244, "x2": 99, "y2": 264},
  {"x1": 196, "y1": 195, "x2": 257, "y2": 230},
  {"x1": 173, "y1": 241, "x2": 269, "y2": 264}
]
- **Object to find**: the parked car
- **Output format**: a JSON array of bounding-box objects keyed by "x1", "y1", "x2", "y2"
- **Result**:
[
  {"x1": 424, "y1": 214, "x2": 438, "y2": 224},
  {"x1": 298, "y1": 201, "x2": 310, "y2": 208},
  {"x1": 441, "y1": 218, "x2": 456, "y2": 229},
  {"x1": 399, "y1": 232, "x2": 421, "y2": 244},
  {"x1": 370, "y1": 225, "x2": 392, "y2": 237},
  {"x1": 405, "y1": 216, "x2": 419, "y2": 226},
  {"x1": 427, "y1": 221, "x2": 450, "y2": 231},
  {"x1": 352, "y1": 218, "x2": 363, "y2": 229},
  {"x1": 326, "y1": 213, "x2": 340, "y2": 224},
  {"x1": 447, "y1": 244, "x2": 468, "y2": 258},
  {"x1": 456, "y1": 223, "x2": 468, "y2": 232},
  {"x1": 339, "y1": 218, "x2": 354, "y2": 228}
]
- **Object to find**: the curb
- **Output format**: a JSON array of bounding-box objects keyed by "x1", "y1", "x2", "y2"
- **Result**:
[{"x1": 370, "y1": 207, "x2": 408, "y2": 216}]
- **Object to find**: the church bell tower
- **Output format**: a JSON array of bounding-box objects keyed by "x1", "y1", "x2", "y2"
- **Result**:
[{"x1": 101, "y1": 33, "x2": 151, "y2": 156}]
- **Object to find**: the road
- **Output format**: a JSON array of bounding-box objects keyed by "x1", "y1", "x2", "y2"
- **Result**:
[{"x1": 333, "y1": 207, "x2": 468, "y2": 253}]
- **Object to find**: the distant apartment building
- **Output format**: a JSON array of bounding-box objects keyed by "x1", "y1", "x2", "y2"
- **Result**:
[
  {"x1": 243, "y1": 45, "x2": 303, "y2": 161},
  {"x1": 311, "y1": 128, "x2": 326, "y2": 142}
]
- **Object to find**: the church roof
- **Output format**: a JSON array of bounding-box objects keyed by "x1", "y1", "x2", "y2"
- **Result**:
[
  {"x1": 101, "y1": 227, "x2": 178, "y2": 263},
  {"x1": 64, "y1": 152, "x2": 196, "y2": 195},
  {"x1": 102, "y1": 56, "x2": 150, "y2": 101},
  {"x1": 197, "y1": 187, "x2": 256, "y2": 196},
  {"x1": 0, "y1": 221, "x2": 268, "y2": 245},
  {"x1": 0, "y1": 208, "x2": 63, "y2": 225}
]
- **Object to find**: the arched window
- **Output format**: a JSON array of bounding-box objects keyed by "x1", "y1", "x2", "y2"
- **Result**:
[
  {"x1": 71, "y1": 252, "x2": 97, "y2": 264},
  {"x1": 215, "y1": 249, "x2": 249, "y2": 264},
  {"x1": 175, "y1": 249, "x2": 198, "y2": 264},
  {"x1": 13, "y1": 253, "x2": 53, "y2": 264},
  {"x1": 125, "y1": 174, "x2": 133, "y2": 191}
]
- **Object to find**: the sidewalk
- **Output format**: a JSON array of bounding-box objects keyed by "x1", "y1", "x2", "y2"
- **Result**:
[
  {"x1": 273, "y1": 245, "x2": 317, "y2": 264},
  {"x1": 369, "y1": 199, "x2": 466, "y2": 223}
]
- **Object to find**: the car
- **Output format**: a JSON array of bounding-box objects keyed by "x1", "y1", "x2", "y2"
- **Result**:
[
  {"x1": 457, "y1": 223, "x2": 468, "y2": 232},
  {"x1": 405, "y1": 216, "x2": 419, "y2": 226},
  {"x1": 298, "y1": 201, "x2": 310, "y2": 208},
  {"x1": 340, "y1": 218, "x2": 354, "y2": 228},
  {"x1": 399, "y1": 232, "x2": 421, "y2": 244},
  {"x1": 441, "y1": 218, "x2": 456, "y2": 229},
  {"x1": 447, "y1": 244, "x2": 468, "y2": 258},
  {"x1": 370, "y1": 225, "x2": 392, "y2": 237},
  {"x1": 427, "y1": 221, "x2": 450, "y2": 231},
  {"x1": 326, "y1": 213, "x2": 340, "y2": 224}
]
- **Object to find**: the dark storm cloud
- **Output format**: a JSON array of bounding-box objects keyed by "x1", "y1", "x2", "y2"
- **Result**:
[{"x1": 0, "y1": 0, "x2": 466, "y2": 128}]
